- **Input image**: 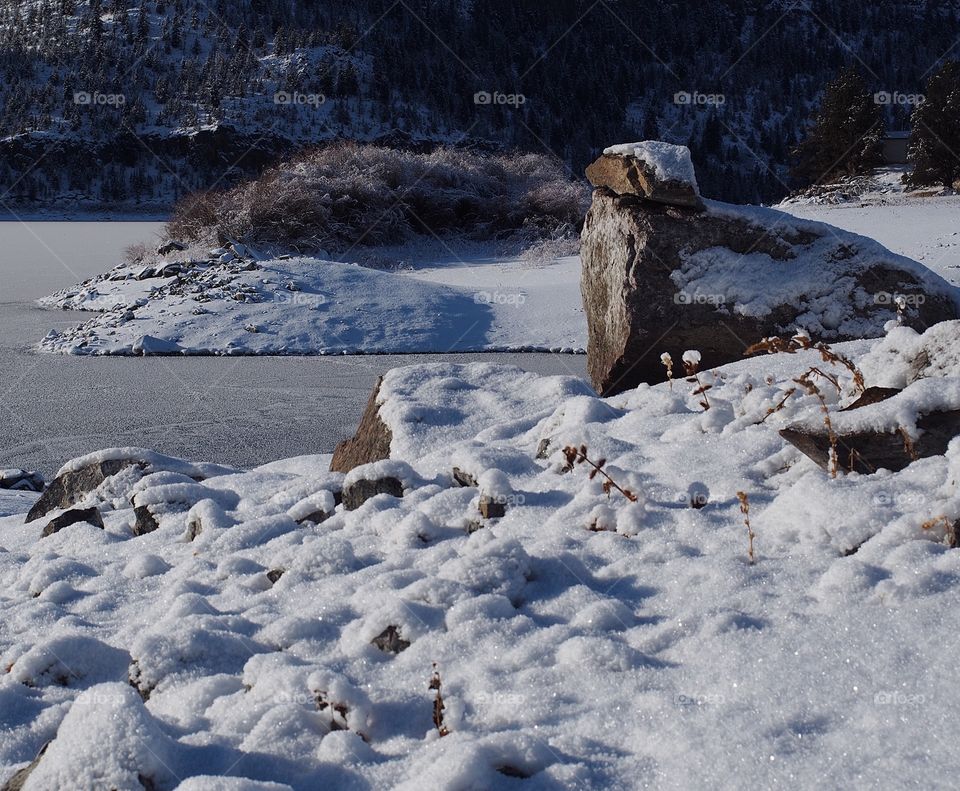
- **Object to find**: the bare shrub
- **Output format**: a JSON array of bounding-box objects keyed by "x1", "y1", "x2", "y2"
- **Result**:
[{"x1": 166, "y1": 142, "x2": 589, "y2": 254}]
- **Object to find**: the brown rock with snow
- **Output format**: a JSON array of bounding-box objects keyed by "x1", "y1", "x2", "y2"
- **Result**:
[
  {"x1": 580, "y1": 143, "x2": 960, "y2": 396},
  {"x1": 330, "y1": 376, "x2": 392, "y2": 473}
]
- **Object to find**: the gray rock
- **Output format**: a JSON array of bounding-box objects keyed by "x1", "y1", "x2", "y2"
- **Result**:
[
  {"x1": 1, "y1": 742, "x2": 49, "y2": 791},
  {"x1": 0, "y1": 469, "x2": 44, "y2": 492},
  {"x1": 342, "y1": 477, "x2": 404, "y2": 511},
  {"x1": 296, "y1": 510, "x2": 331, "y2": 526},
  {"x1": 157, "y1": 240, "x2": 187, "y2": 256},
  {"x1": 132, "y1": 506, "x2": 160, "y2": 536},
  {"x1": 42, "y1": 507, "x2": 105, "y2": 537},
  {"x1": 27, "y1": 459, "x2": 137, "y2": 523}
]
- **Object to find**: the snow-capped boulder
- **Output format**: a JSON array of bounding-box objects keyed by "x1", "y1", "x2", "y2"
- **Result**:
[
  {"x1": 581, "y1": 148, "x2": 960, "y2": 395},
  {"x1": 586, "y1": 141, "x2": 704, "y2": 210}
]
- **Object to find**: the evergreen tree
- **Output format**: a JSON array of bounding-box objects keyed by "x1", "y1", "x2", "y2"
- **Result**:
[
  {"x1": 791, "y1": 66, "x2": 884, "y2": 185},
  {"x1": 907, "y1": 61, "x2": 960, "y2": 187}
]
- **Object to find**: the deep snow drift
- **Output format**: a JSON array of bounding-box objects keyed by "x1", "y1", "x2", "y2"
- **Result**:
[{"x1": 3, "y1": 322, "x2": 960, "y2": 788}]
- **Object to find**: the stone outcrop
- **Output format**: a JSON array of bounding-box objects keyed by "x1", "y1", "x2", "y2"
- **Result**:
[
  {"x1": 581, "y1": 142, "x2": 960, "y2": 396},
  {"x1": 330, "y1": 377, "x2": 392, "y2": 473}
]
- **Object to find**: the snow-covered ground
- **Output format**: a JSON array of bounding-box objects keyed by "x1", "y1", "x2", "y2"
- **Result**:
[
  {"x1": 780, "y1": 169, "x2": 960, "y2": 286},
  {"x1": 35, "y1": 245, "x2": 586, "y2": 356},
  {"x1": 3, "y1": 324, "x2": 960, "y2": 788}
]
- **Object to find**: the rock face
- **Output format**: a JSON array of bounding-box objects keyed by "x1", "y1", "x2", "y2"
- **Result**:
[
  {"x1": 330, "y1": 377, "x2": 392, "y2": 473},
  {"x1": 27, "y1": 459, "x2": 138, "y2": 523},
  {"x1": 581, "y1": 143, "x2": 960, "y2": 396}
]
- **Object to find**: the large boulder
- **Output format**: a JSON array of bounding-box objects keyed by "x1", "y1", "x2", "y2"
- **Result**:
[{"x1": 581, "y1": 142, "x2": 960, "y2": 396}]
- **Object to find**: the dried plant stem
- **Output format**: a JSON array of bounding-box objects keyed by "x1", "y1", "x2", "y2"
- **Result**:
[
  {"x1": 737, "y1": 491, "x2": 755, "y2": 564},
  {"x1": 563, "y1": 445, "x2": 638, "y2": 502},
  {"x1": 429, "y1": 664, "x2": 450, "y2": 737}
]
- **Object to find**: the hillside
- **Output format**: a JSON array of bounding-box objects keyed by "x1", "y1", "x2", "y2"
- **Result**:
[{"x1": 2, "y1": 0, "x2": 959, "y2": 209}]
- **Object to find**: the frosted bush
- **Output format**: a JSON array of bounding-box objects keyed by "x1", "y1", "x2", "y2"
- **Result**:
[{"x1": 168, "y1": 143, "x2": 589, "y2": 253}]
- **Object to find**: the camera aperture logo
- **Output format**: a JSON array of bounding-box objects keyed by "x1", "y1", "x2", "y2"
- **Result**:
[
  {"x1": 474, "y1": 290, "x2": 526, "y2": 307},
  {"x1": 674, "y1": 91, "x2": 725, "y2": 107},
  {"x1": 274, "y1": 91, "x2": 326, "y2": 107},
  {"x1": 474, "y1": 91, "x2": 526, "y2": 108},
  {"x1": 674, "y1": 291, "x2": 726, "y2": 306},
  {"x1": 74, "y1": 91, "x2": 125, "y2": 107},
  {"x1": 874, "y1": 91, "x2": 924, "y2": 107}
]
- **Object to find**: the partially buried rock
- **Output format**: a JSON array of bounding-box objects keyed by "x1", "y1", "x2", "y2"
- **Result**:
[
  {"x1": 371, "y1": 625, "x2": 410, "y2": 654},
  {"x1": 342, "y1": 477, "x2": 404, "y2": 511},
  {"x1": 27, "y1": 458, "x2": 138, "y2": 523},
  {"x1": 0, "y1": 469, "x2": 44, "y2": 492},
  {"x1": 580, "y1": 141, "x2": 960, "y2": 396},
  {"x1": 1, "y1": 742, "x2": 49, "y2": 791},
  {"x1": 132, "y1": 506, "x2": 160, "y2": 536},
  {"x1": 42, "y1": 507, "x2": 105, "y2": 537},
  {"x1": 479, "y1": 493, "x2": 506, "y2": 519}
]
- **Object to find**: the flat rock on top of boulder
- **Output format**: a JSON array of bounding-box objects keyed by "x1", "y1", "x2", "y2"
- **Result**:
[{"x1": 587, "y1": 141, "x2": 703, "y2": 209}]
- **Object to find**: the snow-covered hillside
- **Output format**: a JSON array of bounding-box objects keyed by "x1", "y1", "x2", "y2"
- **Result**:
[{"x1": 4, "y1": 321, "x2": 960, "y2": 788}]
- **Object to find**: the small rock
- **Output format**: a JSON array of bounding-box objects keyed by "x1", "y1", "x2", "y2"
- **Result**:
[
  {"x1": 296, "y1": 510, "x2": 331, "y2": 525},
  {"x1": 0, "y1": 469, "x2": 44, "y2": 492},
  {"x1": 267, "y1": 568, "x2": 285, "y2": 585},
  {"x1": 452, "y1": 467, "x2": 478, "y2": 488},
  {"x1": 479, "y1": 493, "x2": 506, "y2": 519},
  {"x1": 1, "y1": 742, "x2": 49, "y2": 791},
  {"x1": 42, "y1": 507, "x2": 105, "y2": 537},
  {"x1": 342, "y1": 477, "x2": 404, "y2": 511},
  {"x1": 157, "y1": 240, "x2": 187, "y2": 256},
  {"x1": 27, "y1": 458, "x2": 138, "y2": 522},
  {"x1": 132, "y1": 506, "x2": 160, "y2": 536},
  {"x1": 371, "y1": 625, "x2": 410, "y2": 654}
]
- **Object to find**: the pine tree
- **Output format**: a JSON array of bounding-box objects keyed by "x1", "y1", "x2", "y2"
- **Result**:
[
  {"x1": 907, "y1": 61, "x2": 960, "y2": 188},
  {"x1": 791, "y1": 66, "x2": 884, "y2": 185}
]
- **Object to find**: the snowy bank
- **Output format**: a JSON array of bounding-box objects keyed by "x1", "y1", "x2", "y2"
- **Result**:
[{"x1": 4, "y1": 323, "x2": 960, "y2": 787}]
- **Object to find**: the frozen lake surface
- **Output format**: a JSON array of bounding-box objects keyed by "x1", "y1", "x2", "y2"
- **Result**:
[{"x1": 0, "y1": 221, "x2": 587, "y2": 475}]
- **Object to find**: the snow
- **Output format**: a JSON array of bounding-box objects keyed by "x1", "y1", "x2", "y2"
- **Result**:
[
  {"x1": 35, "y1": 251, "x2": 587, "y2": 356},
  {"x1": 603, "y1": 140, "x2": 699, "y2": 189},
  {"x1": 4, "y1": 330, "x2": 960, "y2": 787}
]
